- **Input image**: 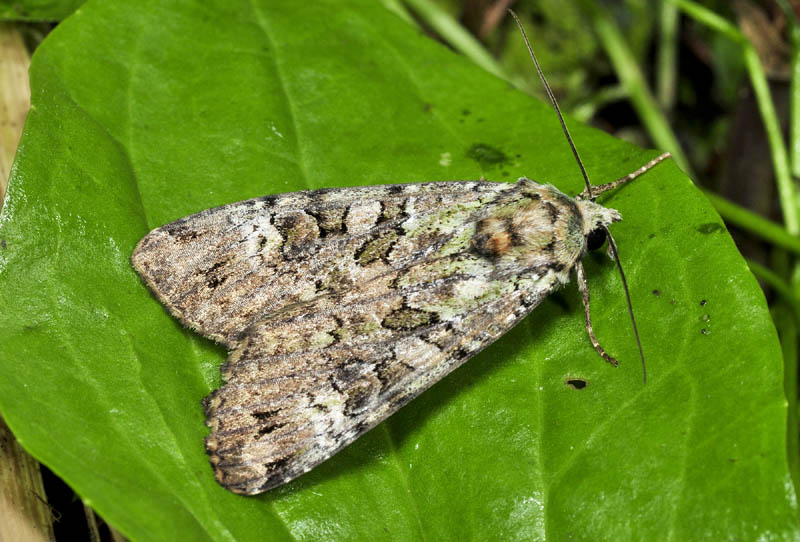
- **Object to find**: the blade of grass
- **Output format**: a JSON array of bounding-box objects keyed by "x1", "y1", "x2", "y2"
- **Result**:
[
  {"x1": 401, "y1": 0, "x2": 507, "y2": 80},
  {"x1": 574, "y1": 0, "x2": 692, "y2": 175},
  {"x1": 749, "y1": 259, "x2": 800, "y2": 312},
  {"x1": 572, "y1": 85, "x2": 628, "y2": 123},
  {"x1": 380, "y1": 0, "x2": 415, "y2": 25},
  {"x1": 703, "y1": 190, "x2": 800, "y2": 256},
  {"x1": 669, "y1": 0, "x2": 799, "y2": 235},
  {"x1": 657, "y1": 0, "x2": 679, "y2": 112},
  {"x1": 774, "y1": 0, "x2": 800, "y2": 180}
]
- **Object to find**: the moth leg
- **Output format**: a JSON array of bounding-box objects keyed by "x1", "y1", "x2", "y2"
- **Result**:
[
  {"x1": 579, "y1": 152, "x2": 671, "y2": 199},
  {"x1": 575, "y1": 261, "x2": 619, "y2": 367}
]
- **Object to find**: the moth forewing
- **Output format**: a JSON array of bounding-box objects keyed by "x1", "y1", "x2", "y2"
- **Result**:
[{"x1": 131, "y1": 168, "x2": 663, "y2": 495}]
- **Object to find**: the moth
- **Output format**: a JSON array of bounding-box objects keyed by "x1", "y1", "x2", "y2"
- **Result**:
[{"x1": 131, "y1": 12, "x2": 670, "y2": 495}]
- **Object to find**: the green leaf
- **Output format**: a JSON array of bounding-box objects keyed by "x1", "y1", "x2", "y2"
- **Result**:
[
  {"x1": 0, "y1": 0, "x2": 796, "y2": 540},
  {"x1": 0, "y1": 0, "x2": 84, "y2": 21}
]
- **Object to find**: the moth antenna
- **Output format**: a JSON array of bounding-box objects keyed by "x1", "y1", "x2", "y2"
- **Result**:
[
  {"x1": 508, "y1": 9, "x2": 593, "y2": 199},
  {"x1": 603, "y1": 226, "x2": 647, "y2": 384},
  {"x1": 582, "y1": 151, "x2": 672, "y2": 199}
]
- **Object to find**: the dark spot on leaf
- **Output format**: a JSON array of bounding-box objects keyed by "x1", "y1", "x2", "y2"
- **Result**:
[
  {"x1": 700, "y1": 299, "x2": 707, "y2": 306},
  {"x1": 462, "y1": 109, "x2": 470, "y2": 116},
  {"x1": 565, "y1": 378, "x2": 588, "y2": 390},
  {"x1": 652, "y1": 289, "x2": 661, "y2": 296},
  {"x1": 466, "y1": 143, "x2": 508, "y2": 169},
  {"x1": 697, "y1": 222, "x2": 724, "y2": 234},
  {"x1": 701, "y1": 328, "x2": 710, "y2": 335}
]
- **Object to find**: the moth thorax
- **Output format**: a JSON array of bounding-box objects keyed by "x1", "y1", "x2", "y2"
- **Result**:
[
  {"x1": 471, "y1": 201, "x2": 557, "y2": 258},
  {"x1": 471, "y1": 217, "x2": 513, "y2": 257}
]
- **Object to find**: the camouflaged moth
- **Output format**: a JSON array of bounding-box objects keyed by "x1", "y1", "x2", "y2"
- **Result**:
[{"x1": 131, "y1": 12, "x2": 670, "y2": 495}]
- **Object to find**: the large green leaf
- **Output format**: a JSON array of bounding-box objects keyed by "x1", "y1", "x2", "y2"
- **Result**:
[{"x1": 0, "y1": 0, "x2": 796, "y2": 540}]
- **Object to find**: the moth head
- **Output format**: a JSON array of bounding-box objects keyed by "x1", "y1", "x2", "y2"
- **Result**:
[{"x1": 576, "y1": 200, "x2": 621, "y2": 251}]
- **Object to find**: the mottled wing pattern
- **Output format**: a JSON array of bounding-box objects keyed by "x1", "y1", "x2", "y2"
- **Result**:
[
  {"x1": 203, "y1": 254, "x2": 561, "y2": 494},
  {"x1": 132, "y1": 182, "x2": 513, "y2": 347},
  {"x1": 134, "y1": 178, "x2": 592, "y2": 495}
]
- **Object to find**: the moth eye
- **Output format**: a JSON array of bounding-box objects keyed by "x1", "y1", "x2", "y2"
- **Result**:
[{"x1": 586, "y1": 227, "x2": 607, "y2": 251}]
